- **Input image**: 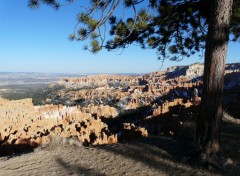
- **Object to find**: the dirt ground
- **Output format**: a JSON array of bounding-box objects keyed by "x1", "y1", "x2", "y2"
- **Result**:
[
  {"x1": 0, "y1": 139, "x2": 220, "y2": 176},
  {"x1": 0, "y1": 113, "x2": 239, "y2": 176}
]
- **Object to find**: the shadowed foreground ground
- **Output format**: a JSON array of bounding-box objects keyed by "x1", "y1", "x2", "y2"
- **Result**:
[
  {"x1": 0, "y1": 139, "x2": 215, "y2": 176},
  {"x1": 0, "y1": 113, "x2": 239, "y2": 176},
  {"x1": 0, "y1": 136, "x2": 238, "y2": 176}
]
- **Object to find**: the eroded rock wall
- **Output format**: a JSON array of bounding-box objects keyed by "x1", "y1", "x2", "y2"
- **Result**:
[{"x1": 0, "y1": 99, "x2": 118, "y2": 147}]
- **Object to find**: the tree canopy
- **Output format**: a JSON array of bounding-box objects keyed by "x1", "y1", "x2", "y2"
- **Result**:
[{"x1": 28, "y1": 0, "x2": 239, "y2": 60}]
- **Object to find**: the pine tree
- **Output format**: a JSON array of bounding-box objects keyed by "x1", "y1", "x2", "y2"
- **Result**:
[{"x1": 28, "y1": 0, "x2": 240, "y2": 161}]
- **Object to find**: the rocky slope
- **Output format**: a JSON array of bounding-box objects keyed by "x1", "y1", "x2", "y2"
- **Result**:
[
  {"x1": 34, "y1": 63, "x2": 239, "y2": 112},
  {"x1": 0, "y1": 62, "x2": 239, "y2": 153}
]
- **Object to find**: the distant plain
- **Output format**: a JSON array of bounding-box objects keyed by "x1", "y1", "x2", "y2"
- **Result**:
[{"x1": 0, "y1": 72, "x2": 86, "y2": 99}]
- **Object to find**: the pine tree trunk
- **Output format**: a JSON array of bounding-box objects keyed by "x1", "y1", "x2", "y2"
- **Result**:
[{"x1": 196, "y1": 0, "x2": 233, "y2": 159}]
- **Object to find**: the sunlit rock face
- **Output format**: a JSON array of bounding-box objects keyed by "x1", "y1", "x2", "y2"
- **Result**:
[
  {"x1": 81, "y1": 104, "x2": 118, "y2": 118},
  {"x1": 186, "y1": 63, "x2": 204, "y2": 79},
  {"x1": 43, "y1": 62, "x2": 239, "y2": 111},
  {"x1": 58, "y1": 74, "x2": 140, "y2": 89},
  {"x1": 0, "y1": 97, "x2": 199, "y2": 147},
  {"x1": 0, "y1": 99, "x2": 118, "y2": 146}
]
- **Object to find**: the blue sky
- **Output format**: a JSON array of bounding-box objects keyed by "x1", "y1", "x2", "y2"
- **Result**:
[{"x1": 0, "y1": 0, "x2": 239, "y2": 74}]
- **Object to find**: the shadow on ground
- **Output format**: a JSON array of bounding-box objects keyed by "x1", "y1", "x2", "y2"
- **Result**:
[
  {"x1": 55, "y1": 158, "x2": 106, "y2": 176},
  {"x1": 0, "y1": 143, "x2": 35, "y2": 158}
]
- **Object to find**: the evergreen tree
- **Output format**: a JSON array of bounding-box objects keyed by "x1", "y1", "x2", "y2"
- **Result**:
[{"x1": 28, "y1": 0, "x2": 240, "y2": 162}]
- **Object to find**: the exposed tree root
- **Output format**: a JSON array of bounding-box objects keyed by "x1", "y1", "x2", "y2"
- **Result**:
[
  {"x1": 204, "y1": 158, "x2": 232, "y2": 175},
  {"x1": 189, "y1": 154, "x2": 233, "y2": 176}
]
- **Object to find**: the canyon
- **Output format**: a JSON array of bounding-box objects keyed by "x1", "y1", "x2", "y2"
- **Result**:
[{"x1": 0, "y1": 62, "x2": 239, "y2": 148}]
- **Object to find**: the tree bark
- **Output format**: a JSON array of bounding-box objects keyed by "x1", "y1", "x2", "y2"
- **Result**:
[{"x1": 196, "y1": 0, "x2": 233, "y2": 159}]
